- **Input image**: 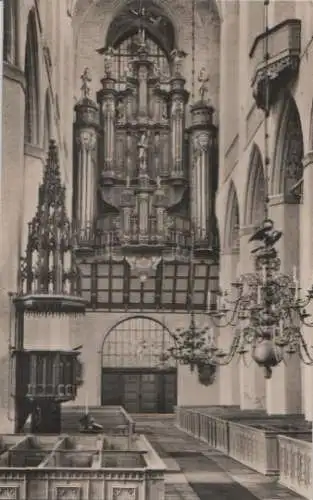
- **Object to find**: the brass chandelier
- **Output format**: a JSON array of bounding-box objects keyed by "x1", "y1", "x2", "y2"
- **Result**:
[{"x1": 166, "y1": 0, "x2": 313, "y2": 380}]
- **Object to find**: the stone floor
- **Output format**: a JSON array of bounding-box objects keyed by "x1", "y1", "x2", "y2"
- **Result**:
[{"x1": 132, "y1": 414, "x2": 307, "y2": 500}]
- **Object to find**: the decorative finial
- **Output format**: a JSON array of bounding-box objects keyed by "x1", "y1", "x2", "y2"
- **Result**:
[
  {"x1": 198, "y1": 67, "x2": 210, "y2": 102},
  {"x1": 80, "y1": 68, "x2": 92, "y2": 99}
]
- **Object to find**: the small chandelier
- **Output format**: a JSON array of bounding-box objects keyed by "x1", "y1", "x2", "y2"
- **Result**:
[{"x1": 164, "y1": 226, "x2": 218, "y2": 386}]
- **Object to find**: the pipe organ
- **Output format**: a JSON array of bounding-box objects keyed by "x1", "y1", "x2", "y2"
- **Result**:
[{"x1": 73, "y1": 15, "x2": 218, "y2": 273}]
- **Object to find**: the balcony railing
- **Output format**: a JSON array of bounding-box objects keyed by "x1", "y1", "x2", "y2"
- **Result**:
[{"x1": 250, "y1": 19, "x2": 301, "y2": 109}]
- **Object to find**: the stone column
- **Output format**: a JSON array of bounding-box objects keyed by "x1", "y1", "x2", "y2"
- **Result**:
[
  {"x1": 0, "y1": 67, "x2": 26, "y2": 432},
  {"x1": 300, "y1": 152, "x2": 313, "y2": 420},
  {"x1": 97, "y1": 77, "x2": 116, "y2": 180},
  {"x1": 74, "y1": 98, "x2": 98, "y2": 229},
  {"x1": 189, "y1": 103, "x2": 216, "y2": 240},
  {"x1": 264, "y1": 196, "x2": 302, "y2": 415},
  {"x1": 169, "y1": 77, "x2": 189, "y2": 180},
  {"x1": 218, "y1": 251, "x2": 240, "y2": 406},
  {"x1": 239, "y1": 227, "x2": 266, "y2": 410}
]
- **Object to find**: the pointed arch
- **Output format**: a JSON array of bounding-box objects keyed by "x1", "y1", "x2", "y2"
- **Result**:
[
  {"x1": 4, "y1": 0, "x2": 17, "y2": 64},
  {"x1": 245, "y1": 143, "x2": 265, "y2": 226},
  {"x1": 24, "y1": 8, "x2": 40, "y2": 145},
  {"x1": 43, "y1": 90, "x2": 52, "y2": 151},
  {"x1": 272, "y1": 94, "x2": 304, "y2": 200},
  {"x1": 106, "y1": 1, "x2": 176, "y2": 55},
  {"x1": 224, "y1": 180, "x2": 240, "y2": 253}
]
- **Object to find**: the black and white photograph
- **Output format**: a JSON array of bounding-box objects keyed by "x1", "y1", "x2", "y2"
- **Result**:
[{"x1": 0, "y1": 0, "x2": 312, "y2": 498}]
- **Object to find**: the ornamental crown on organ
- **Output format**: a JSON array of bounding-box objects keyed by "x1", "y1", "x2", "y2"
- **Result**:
[{"x1": 73, "y1": 3, "x2": 218, "y2": 255}]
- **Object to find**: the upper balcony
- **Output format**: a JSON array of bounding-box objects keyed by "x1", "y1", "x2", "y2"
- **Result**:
[{"x1": 250, "y1": 19, "x2": 301, "y2": 110}]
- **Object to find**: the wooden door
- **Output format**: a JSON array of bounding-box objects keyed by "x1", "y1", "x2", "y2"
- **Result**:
[
  {"x1": 123, "y1": 373, "x2": 141, "y2": 413},
  {"x1": 164, "y1": 371, "x2": 177, "y2": 413},
  {"x1": 140, "y1": 373, "x2": 158, "y2": 413},
  {"x1": 102, "y1": 369, "x2": 177, "y2": 413},
  {"x1": 101, "y1": 371, "x2": 123, "y2": 405}
]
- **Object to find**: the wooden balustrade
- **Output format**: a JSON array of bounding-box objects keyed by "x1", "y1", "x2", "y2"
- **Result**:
[
  {"x1": 228, "y1": 422, "x2": 278, "y2": 475},
  {"x1": 278, "y1": 434, "x2": 312, "y2": 499},
  {"x1": 175, "y1": 405, "x2": 312, "y2": 492}
]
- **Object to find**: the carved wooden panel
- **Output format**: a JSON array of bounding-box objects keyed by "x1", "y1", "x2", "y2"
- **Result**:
[
  {"x1": 112, "y1": 487, "x2": 138, "y2": 500},
  {"x1": 56, "y1": 486, "x2": 82, "y2": 500},
  {"x1": 0, "y1": 487, "x2": 19, "y2": 500}
]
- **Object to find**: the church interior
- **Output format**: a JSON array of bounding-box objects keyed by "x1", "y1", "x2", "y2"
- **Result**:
[{"x1": 2, "y1": 0, "x2": 313, "y2": 498}]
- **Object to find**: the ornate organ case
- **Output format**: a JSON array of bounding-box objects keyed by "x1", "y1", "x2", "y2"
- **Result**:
[{"x1": 73, "y1": 28, "x2": 219, "y2": 310}]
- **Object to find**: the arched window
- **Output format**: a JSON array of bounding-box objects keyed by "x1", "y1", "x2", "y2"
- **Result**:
[
  {"x1": 106, "y1": 1, "x2": 175, "y2": 86},
  {"x1": 101, "y1": 316, "x2": 176, "y2": 368},
  {"x1": 110, "y1": 33, "x2": 170, "y2": 86},
  {"x1": 225, "y1": 181, "x2": 240, "y2": 253},
  {"x1": 273, "y1": 95, "x2": 303, "y2": 201},
  {"x1": 4, "y1": 0, "x2": 16, "y2": 64},
  {"x1": 101, "y1": 316, "x2": 177, "y2": 412},
  {"x1": 245, "y1": 144, "x2": 265, "y2": 226},
  {"x1": 24, "y1": 9, "x2": 40, "y2": 145}
]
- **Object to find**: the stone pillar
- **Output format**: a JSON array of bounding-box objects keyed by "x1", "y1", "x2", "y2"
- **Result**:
[
  {"x1": 74, "y1": 96, "x2": 99, "y2": 228},
  {"x1": 218, "y1": 251, "x2": 240, "y2": 406},
  {"x1": 239, "y1": 227, "x2": 266, "y2": 410},
  {"x1": 300, "y1": 152, "x2": 313, "y2": 420},
  {"x1": 0, "y1": 66, "x2": 26, "y2": 432},
  {"x1": 169, "y1": 77, "x2": 189, "y2": 180},
  {"x1": 264, "y1": 197, "x2": 302, "y2": 415},
  {"x1": 97, "y1": 77, "x2": 116, "y2": 180},
  {"x1": 190, "y1": 103, "x2": 216, "y2": 240}
]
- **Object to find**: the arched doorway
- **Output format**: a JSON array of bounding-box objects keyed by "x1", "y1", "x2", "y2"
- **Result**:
[{"x1": 101, "y1": 316, "x2": 177, "y2": 413}]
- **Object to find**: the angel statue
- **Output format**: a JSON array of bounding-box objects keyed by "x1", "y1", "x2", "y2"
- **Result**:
[{"x1": 198, "y1": 67, "x2": 210, "y2": 102}]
